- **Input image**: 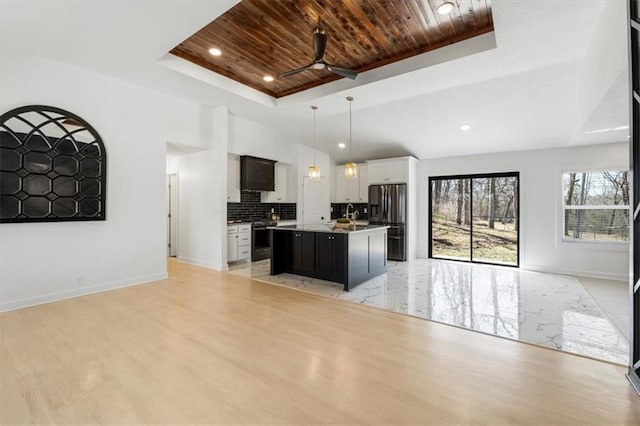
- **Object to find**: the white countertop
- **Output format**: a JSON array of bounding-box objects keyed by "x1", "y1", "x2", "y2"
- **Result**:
[
  {"x1": 275, "y1": 220, "x2": 298, "y2": 226},
  {"x1": 228, "y1": 220, "x2": 370, "y2": 227},
  {"x1": 269, "y1": 224, "x2": 387, "y2": 234},
  {"x1": 275, "y1": 220, "x2": 369, "y2": 226}
]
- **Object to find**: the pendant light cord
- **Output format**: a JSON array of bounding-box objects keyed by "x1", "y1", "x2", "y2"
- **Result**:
[
  {"x1": 348, "y1": 97, "x2": 352, "y2": 162},
  {"x1": 349, "y1": 100, "x2": 353, "y2": 162},
  {"x1": 311, "y1": 105, "x2": 318, "y2": 165}
]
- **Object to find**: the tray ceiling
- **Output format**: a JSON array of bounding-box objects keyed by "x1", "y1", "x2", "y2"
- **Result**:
[{"x1": 170, "y1": 0, "x2": 494, "y2": 98}]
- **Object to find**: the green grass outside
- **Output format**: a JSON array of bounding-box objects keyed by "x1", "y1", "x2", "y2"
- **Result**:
[{"x1": 431, "y1": 218, "x2": 518, "y2": 265}]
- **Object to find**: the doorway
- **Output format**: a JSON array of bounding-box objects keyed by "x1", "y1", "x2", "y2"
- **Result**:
[
  {"x1": 167, "y1": 173, "x2": 178, "y2": 257},
  {"x1": 429, "y1": 172, "x2": 519, "y2": 266}
]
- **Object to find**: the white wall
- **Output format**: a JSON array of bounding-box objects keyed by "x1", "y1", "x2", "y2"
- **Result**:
[
  {"x1": 407, "y1": 157, "x2": 419, "y2": 261},
  {"x1": 228, "y1": 114, "x2": 294, "y2": 164},
  {"x1": 168, "y1": 107, "x2": 229, "y2": 270},
  {"x1": 0, "y1": 57, "x2": 204, "y2": 311},
  {"x1": 571, "y1": 0, "x2": 628, "y2": 138},
  {"x1": 417, "y1": 143, "x2": 629, "y2": 281}
]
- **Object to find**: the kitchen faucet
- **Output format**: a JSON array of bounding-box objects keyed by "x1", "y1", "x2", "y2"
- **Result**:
[
  {"x1": 345, "y1": 203, "x2": 354, "y2": 220},
  {"x1": 345, "y1": 204, "x2": 359, "y2": 230}
]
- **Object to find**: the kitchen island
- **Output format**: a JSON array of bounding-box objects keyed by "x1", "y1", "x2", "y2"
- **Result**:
[{"x1": 269, "y1": 224, "x2": 388, "y2": 291}]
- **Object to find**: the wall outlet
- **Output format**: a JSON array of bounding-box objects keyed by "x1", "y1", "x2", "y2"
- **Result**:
[{"x1": 76, "y1": 276, "x2": 84, "y2": 287}]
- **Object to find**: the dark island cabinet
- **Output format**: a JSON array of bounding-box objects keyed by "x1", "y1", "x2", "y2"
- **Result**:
[
  {"x1": 315, "y1": 233, "x2": 347, "y2": 282},
  {"x1": 290, "y1": 231, "x2": 315, "y2": 275},
  {"x1": 270, "y1": 227, "x2": 388, "y2": 291}
]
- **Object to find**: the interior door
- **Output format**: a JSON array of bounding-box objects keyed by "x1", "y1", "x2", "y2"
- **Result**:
[{"x1": 302, "y1": 176, "x2": 326, "y2": 224}]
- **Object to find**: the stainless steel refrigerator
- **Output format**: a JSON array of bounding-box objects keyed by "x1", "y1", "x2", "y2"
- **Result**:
[{"x1": 368, "y1": 184, "x2": 407, "y2": 261}]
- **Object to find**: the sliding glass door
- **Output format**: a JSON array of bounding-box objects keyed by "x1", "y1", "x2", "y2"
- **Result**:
[
  {"x1": 430, "y1": 177, "x2": 471, "y2": 261},
  {"x1": 429, "y1": 172, "x2": 519, "y2": 266}
]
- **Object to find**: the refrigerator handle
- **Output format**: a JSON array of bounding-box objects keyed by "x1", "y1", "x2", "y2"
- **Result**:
[
  {"x1": 386, "y1": 186, "x2": 392, "y2": 224},
  {"x1": 382, "y1": 186, "x2": 387, "y2": 223}
]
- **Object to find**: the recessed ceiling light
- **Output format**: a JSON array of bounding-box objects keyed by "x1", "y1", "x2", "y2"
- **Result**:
[
  {"x1": 208, "y1": 48, "x2": 222, "y2": 56},
  {"x1": 437, "y1": 2, "x2": 455, "y2": 15},
  {"x1": 263, "y1": 75, "x2": 274, "y2": 82},
  {"x1": 338, "y1": 142, "x2": 346, "y2": 149},
  {"x1": 460, "y1": 124, "x2": 471, "y2": 131}
]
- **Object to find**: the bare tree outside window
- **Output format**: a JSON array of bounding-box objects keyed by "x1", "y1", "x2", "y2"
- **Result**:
[{"x1": 562, "y1": 171, "x2": 629, "y2": 242}]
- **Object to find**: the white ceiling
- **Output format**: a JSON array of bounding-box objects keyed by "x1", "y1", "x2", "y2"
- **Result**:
[{"x1": 0, "y1": 0, "x2": 630, "y2": 163}]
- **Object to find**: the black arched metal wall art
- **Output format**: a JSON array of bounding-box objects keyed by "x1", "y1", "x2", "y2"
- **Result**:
[{"x1": 0, "y1": 105, "x2": 106, "y2": 223}]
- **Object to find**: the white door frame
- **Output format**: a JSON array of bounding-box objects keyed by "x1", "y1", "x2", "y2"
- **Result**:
[{"x1": 167, "y1": 173, "x2": 178, "y2": 257}]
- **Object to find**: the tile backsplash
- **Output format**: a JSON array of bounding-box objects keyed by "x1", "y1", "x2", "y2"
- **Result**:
[
  {"x1": 228, "y1": 194, "x2": 368, "y2": 222},
  {"x1": 228, "y1": 191, "x2": 296, "y2": 222},
  {"x1": 331, "y1": 203, "x2": 368, "y2": 220}
]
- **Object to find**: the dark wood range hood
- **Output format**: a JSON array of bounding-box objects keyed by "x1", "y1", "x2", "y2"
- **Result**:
[{"x1": 240, "y1": 155, "x2": 275, "y2": 191}]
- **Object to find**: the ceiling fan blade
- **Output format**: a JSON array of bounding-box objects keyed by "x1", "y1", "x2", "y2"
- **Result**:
[
  {"x1": 326, "y1": 64, "x2": 358, "y2": 80},
  {"x1": 313, "y1": 28, "x2": 327, "y2": 61},
  {"x1": 279, "y1": 63, "x2": 313, "y2": 77}
]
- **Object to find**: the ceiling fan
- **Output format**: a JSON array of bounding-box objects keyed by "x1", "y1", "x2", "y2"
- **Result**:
[{"x1": 278, "y1": 28, "x2": 358, "y2": 80}]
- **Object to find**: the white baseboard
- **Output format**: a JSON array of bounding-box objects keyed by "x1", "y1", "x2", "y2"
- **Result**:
[
  {"x1": 521, "y1": 264, "x2": 628, "y2": 282},
  {"x1": 176, "y1": 256, "x2": 227, "y2": 271},
  {"x1": 0, "y1": 272, "x2": 168, "y2": 313}
]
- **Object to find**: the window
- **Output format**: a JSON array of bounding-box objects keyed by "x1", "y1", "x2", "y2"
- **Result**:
[{"x1": 562, "y1": 171, "x2": 629, "y2": 242}]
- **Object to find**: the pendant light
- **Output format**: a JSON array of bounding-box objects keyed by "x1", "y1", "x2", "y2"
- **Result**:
[
  {"x1": 308, "y1": 105, "x2": 321, "y2": 182},
  {"x1": 344, "y1": 96, "x2": 357, "y2": 179}
]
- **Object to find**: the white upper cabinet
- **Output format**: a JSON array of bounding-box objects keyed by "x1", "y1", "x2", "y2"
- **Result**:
[
  {"x1": 358, "y1": 164, "x2": 368, "y2": 203},
  {"x1": 367, "y1": 158, "x2": 409, "y2": 185},
  {"x1": 334, "y1": 163, "x2": 367, "y2": 203},
  {"x1": 261, "y1": 163, "x2": 291, "y2": 203},
  {"x1": 227, "y1": 154, "x2": 241, "y2": 202}
]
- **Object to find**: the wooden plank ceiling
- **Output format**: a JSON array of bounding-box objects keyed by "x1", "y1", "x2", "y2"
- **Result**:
[{"x1": 170, "y1": 0, "x2": 494, "y2": 98}]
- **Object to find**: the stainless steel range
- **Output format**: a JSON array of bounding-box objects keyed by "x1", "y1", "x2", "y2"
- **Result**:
[{"x1": 251, "y1": 220, "x2": 277, "y2": 261}]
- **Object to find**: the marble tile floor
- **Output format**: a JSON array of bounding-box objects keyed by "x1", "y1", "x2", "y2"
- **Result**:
[
  {"x1": 578, "y1": 276, "x2": 629, "y2": 340},
  {"x1": 227, "y1": 258, "x2": 629, "y2": 365}
]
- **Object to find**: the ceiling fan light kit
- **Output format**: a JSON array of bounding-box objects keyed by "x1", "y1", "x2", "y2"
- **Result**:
[{"x1": 279, "y1": 27, "x2": 358, "y2": 81}]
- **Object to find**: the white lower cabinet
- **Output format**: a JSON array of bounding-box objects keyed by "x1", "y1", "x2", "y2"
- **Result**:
[
  {"x1": 227, "y1": 224, "x2": 251, "y2": 263},
  {"x1": 227, "y1": 233, "x2": 238, "y2": 262},
  {"x1": 357, "y1": 164, "x2": 368, "y2": 203}
]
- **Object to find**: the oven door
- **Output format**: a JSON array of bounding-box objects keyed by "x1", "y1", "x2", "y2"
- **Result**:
[{"x1": 252, "y1": 227, "x2": 271, "y2": 261}]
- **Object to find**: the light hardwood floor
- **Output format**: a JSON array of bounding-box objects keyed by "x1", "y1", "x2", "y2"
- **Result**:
[{"x1": 1, "y1": 259, "x2": 639, "y2": 424}]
